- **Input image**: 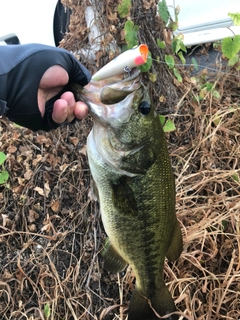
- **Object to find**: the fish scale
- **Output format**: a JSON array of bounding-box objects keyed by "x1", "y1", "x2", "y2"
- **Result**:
[{"x1": 108, "y1": 160, "x2": 175, "y2": 284}]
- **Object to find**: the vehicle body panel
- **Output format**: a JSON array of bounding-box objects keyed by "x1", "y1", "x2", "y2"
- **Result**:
[
  {"x1": 166, "y1": 0, "x2": 240, "y2": 45},
  {"x1": 0, "y1": 0, "x2": 58, "y2": 45}
]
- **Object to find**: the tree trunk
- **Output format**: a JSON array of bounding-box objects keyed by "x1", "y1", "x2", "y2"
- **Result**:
[{"x1": 60, "y1": 0, "x2": 182, "y2": 113}]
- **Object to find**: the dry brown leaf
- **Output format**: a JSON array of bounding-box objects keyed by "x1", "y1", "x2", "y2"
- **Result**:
[
  {"x1": 51, "y1": 200, "x2": 60, "y2": 212},
  {"x1": 143, "y1": 0, "x2": 155, "y2": 10},
  {"x1": 19, "y1": 146, "x2": 32, "y2": 157},
  {"x1": 69, "y1": 136, "x2": 79, "y2": 146},
  {"x1": 7, "y1": 145, "x2": 17, "y2": 153},
  {"x1": 12, "y1": 185, "x2": 24, "y2": 195},
  {"x1": 2, "y1": 269, "x2": 14, "y2": 280},
  {"x1": 28, "y1": 224, "x2": 37, "y2": 232},
  {"x1": 33, "y1": 183, "x2": 50, "y2": 197},
  {"x1": 46, "y1": 154, "x2": 61, "y2": 168},
  {"x1": 24, "y1": 169, "x2": 33, "y2": 180},
  {"x1": 79, "y1": 145, "x2": 87, "y2": 156},
  {"x1": 44, "y1": 182, "x2": 51, "y2": 197},
  {"x1": 32, "y1": 154, "x2": 43, "y2": 166},
  {"x1": 35, "y1": 135, "x2": 50, "y2": 145},
  {"x1": 60, "y1": 163, "x2": 69, "y2": 172},
  {"x1": 1, "y1": 214, "x2": 12, "y2": 227},
  {"x1": 34, "y1": 186, "x2": 44, "y2": 196},
  {"x1": 28, "y1": 210, "x2": 39, "y2": 223}
]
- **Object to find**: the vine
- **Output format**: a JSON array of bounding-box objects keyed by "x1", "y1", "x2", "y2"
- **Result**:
[
  {"x1": 117, "y1": 0, "x2": 179, "y2": 131},
  {"x1": 158, "y1": 0, "x2": 184, "y2": 82},
  {"x1": 221, "y1": 13, "x2": 240, "y2": 67}
]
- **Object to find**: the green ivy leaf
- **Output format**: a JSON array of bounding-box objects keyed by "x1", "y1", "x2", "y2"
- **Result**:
[
  {"x1": 118, "y1": 0, "x2": 131, "y2": 18},
  {"x1": 148, "y1": 72, "x2": 157, "y2": 82},
  {"x1": 222, "y1": 36, "x2": 240, "y2": 59},
  {"x1": 168, "y1": 21, "x2": 178, "y2": 31},
  {"x1": 213, "y1": 90, "x2": 221, "y2": 99},
  {"x1": 159, "y1": 115, "x2": 165, "y2": 126},
  {"x1": 173, "y1": 67, "x2": 182, "y2": 82},
  {"x1": 172, "y1": 38, "x2": 187, "y2": 54},
  {"x1": 139, "y1": 52, "x2": 152, "y2": 72},
  {"x1": 0, "y1": 152, "x2": 6, "y2": 165},
  {"x1": 44, "y1": 303, "x2": 51, "y2": 318},
  {"x1": 157, "y1": 39, "x2": 166, "y2": 49},
  {"x1": 0, "y1": 171, "x2": 9, "y2": 184},
  {"x1": 124, "y1": 20, "x2": 139, "y2": 49},
  {"x1": 212, "y1": 115, "x2": 221, "y2": 126},
  {"x1": 158, "y1": 0, "x2": 169, "y2": 25},
  {"x1": 165, "y1": 55, "x2": 175, "y2": 69},
  {"x1": 228, "y1": 12, "x2": 240, "y2": 26},
  {"x1": 232, "y1": 173, "x2": 239, "y2": 182},
  {"x1": 191, "y1": 57, "x2": 199, "y2": 71},
  {"x1": 159, "y1": 116, "x2": 176, "y2": 132},
  {"x1": 164, "y1": 119, "x2": 176, "y2": 132},
  {"x1": 228, "y1": 54, "x2": 239, "y2": 66},
  {"x1": 204, "y1": 82, "x2": 213, "y2": 91},
  {"x1": 177, "y1": 51, "x2": 186, "y2": 64}
]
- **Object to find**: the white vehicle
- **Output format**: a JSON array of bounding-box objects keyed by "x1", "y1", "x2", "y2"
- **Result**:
[
  {"x1": 0, "y1": 0, "x2": 239, "y2": 47},
  {"x1": 166, "y1": 0, "x2": 240, "y2": 46},
  {"x1": 0, "y1": 0, "x2": 70, "y2": 46}
]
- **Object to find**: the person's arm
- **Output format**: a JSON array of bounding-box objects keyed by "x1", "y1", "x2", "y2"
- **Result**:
[{"x1": 0, "y1": 43, "x2": 91, "y2": 131}]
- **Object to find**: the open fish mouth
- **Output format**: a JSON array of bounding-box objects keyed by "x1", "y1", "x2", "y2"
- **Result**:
[
  {"x1": 99, "y1": 68, "x2": 141, "y2": 105},
  {"x1": 70, "y1": 68, "x2": 142, "y2": 106},
  {"x1": 69, "y1": 68, "x2": 143, "y2": 126}
]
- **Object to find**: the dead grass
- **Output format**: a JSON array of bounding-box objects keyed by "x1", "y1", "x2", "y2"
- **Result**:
[
  {"x1": 0, "y1": 51, "x2": 240, "y2": 320},
  {"x1": 167, "y1": 70, "x2": 240, "y2": 320}
]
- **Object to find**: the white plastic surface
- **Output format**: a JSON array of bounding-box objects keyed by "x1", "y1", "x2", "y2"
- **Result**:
[
  {"x1": 0, "y1": 0, "x2": 57, "y2": 45},
  {"x1": 182, "y1": 26, "x2": 240, "y2": 46},
  {"x1": 166, "y1": 0, "x2": 240, "y2": 45}
]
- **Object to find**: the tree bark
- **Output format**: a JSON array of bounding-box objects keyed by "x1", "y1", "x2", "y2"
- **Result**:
[{"x1": 60, "y1": 0, "x2": 182, "y2": 113}]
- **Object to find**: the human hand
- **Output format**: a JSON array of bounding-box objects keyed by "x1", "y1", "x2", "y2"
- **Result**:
[
  {"x1": 38, "y1": 65, "x2": 88, "y2": 124},
  {"x1": 1, "y1": 44, "x2": 91, "y2": 131}
]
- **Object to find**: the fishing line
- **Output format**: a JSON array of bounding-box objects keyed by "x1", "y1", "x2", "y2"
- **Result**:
[{"x1": 149, "y1": 55, "x2": 240, "y2": 78}]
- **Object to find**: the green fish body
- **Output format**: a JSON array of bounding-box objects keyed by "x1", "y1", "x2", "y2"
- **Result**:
[{"x1": 72, "y1": 70, "x2": 183, "y2": 320}]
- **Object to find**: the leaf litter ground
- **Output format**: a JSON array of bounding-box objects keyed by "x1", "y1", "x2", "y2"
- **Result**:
[{"x1": 0, "y1": 54, "x2": 240, "y2": 320}]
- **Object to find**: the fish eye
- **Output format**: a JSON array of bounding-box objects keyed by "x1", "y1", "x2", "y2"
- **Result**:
[{"x1": 138, "y1": 101, "x2": 151, "y2": 115}]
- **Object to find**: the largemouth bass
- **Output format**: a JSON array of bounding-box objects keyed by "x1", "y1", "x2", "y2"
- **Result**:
[{"x1": 71, "y1": 69, "x2": 183, "y2": 320}]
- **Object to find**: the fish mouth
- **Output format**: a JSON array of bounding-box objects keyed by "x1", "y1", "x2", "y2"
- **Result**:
[
  {"x1": 83, "y1": 68, "x2": 142, "y2": 122},
  {"x1": 99, "y1": 74, "x2": 141, "y2": 105},
  {"x1": 69, "y1": 68, "x2": 142, "y2": 124}
]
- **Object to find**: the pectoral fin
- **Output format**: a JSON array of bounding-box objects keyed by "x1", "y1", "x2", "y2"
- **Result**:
[
  {"x1": 88, "y1": 179, "x2": 99, "y2": 201},
  {"x1": 166, "y1": 220, "x2": 183, "y2": 262},
  {"x1": 102, "y1": 238, "x2": 127, "y2": 273}
]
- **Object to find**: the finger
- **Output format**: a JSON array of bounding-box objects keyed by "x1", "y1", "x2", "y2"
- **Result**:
[
  {"x1": 52, "y1": 99, "x2": 68, "y2": 124},
  {"x1": 52, "y1": 92, "x2": 89, "y2": 124},
  {"x1": 60, "y1": 91, "x2": 76, "y2": 123},
  {"x1": 39, "y1": 66, "x2": 69, "y2": 89},
  {"x1": 51, "y1": 92, "x2": 75, "y2": 124},
  {"x1": 74, "y1": 101, "x2": 89, "y2": 120}
]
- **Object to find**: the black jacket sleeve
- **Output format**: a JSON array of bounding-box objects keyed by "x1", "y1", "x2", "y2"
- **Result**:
[{"x1": 0, "y1": 44, "x2": 91, "y2": 131}]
